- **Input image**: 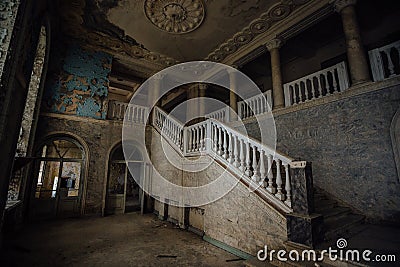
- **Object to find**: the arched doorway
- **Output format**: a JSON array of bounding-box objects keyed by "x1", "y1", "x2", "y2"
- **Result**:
[
  {"x1": 30, "y1": 136, "x2": 86, "y2": 219},
  {"x1": 105, "y1": 143, "x2": 144, "y2": 215}
]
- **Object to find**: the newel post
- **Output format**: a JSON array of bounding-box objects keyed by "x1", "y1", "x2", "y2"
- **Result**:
[{"x1": 286, "y1": 161, "x2": 323, "y2": 248}]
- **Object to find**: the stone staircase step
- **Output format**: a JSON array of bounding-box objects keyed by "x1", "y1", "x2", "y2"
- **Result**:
[
  {"x1": 324, "y1": 214, "x2": 365, "y2": 241},
  {"x1": 314, "y1": 199, "x2": 338, "y2": 212},
  {"x1": 319, "y1": 206, "x2": 352, "y2": 219}
]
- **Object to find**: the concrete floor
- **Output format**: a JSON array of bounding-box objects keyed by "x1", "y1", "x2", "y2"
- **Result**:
[{"x1": 0, "y1": 213, "x2": 244, "y2": 267}]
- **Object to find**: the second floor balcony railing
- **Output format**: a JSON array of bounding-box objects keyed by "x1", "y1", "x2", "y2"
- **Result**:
[
  {"x1": 107, "y1": 101, "x2": 149, "y2": 124},
  {"x1": 369, "y1": 40, "x2": 400, "y2": 81},
  {"x1": 283, "y1": 61, "x2": 350, "y2": 107}
]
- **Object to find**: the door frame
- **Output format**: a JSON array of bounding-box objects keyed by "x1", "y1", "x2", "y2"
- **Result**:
[{"x1": 29, "y1": 134, "x2": 88, "y2": 219}]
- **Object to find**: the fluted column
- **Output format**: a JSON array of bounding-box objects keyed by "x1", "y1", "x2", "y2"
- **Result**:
[
  {"x1": 335, "y1": 0, "x2": 370, "y2": 84},
  {"x1": 266, "y1": 39, "x2": 284, "y2": 109}
]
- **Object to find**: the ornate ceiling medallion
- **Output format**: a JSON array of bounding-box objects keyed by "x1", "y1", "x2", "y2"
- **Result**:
[{"x1": 144, "y1": 0, "x2": 205, "y2": 34}]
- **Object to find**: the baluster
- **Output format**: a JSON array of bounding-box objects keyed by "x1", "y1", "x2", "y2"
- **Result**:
[
  {"x1": 188, "y1": 128, "x2": 193, "y2": 152},
  {"x1": 245, "y1": 142, "x2": 252, "y2": 177},
  {"x1": 174, "y1": 125, "x2": 178, "y2": 145},
  {"x1": 251, "y1": 145, "x2": 260, "y2": 182},
  {"x1": 227, "y1": 132, "x2": 234, "y2": 163},
  {"x1": 259, "y1": 150, "x2": 266, "y2": 187},
  {"x1": 385, "y1": 49, "x2": 396, "y2": 76},
  {"x1": 217, "y1": 127, "x2": 223, "y2": 155},
  {"x1": 303, "y1": 80, "x2": 309, "y2": 102},
  {"x1": 222, "y1": 129, "x2": 228, "y2": 159},
  {"x1": 289, "y1": 86, "x2": 294, "y2": 106},
  {"x1": 239, "y1": 139, "x2": 245, "y2": 172},
  {"x1": 199, "y1": 125, "x2": 203, "y2": 151},
  {"x1": 275, "y1": 159, "x2": 284, "y2": 200},
  {"x1": 266, "y1": 155, "x2": 276, "y2": 193},
  {"x1": 192, "y1": 128, "x2": 197, "y2": 151},
  {"x1": 332, "y1": 70, "x2": 338, "y2": 93},
  {"x1": 308, "y1": 80, "x2": 315, "y2": 102},
  {"x1": 213, "y1": 124, "x2": 218, "y2": 151},
  {"x1": 233, "y1": 135, "x2": 240, "y2": 168},
  {"x1": 196, "y1": 127, "x2": 200, "y2": 152},
  {"x1": 284, "y1": 163, "x2": 291, "y2": 207},
  {"x1": 293, "y1": 85, "x2": 299, "y2": 105}
]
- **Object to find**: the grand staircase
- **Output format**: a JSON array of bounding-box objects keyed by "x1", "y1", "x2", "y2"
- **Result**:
[
  {"x1": 314, "y1": 187, "x2": 366, "y2": 244},
  {"x1": 148, "y1": 106, "x2": 398, "y2": 267}
]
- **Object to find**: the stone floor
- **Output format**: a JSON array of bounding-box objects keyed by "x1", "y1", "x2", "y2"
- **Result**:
[{"x1": 0, "y1": 213, "x2": 244, "y2": 267}]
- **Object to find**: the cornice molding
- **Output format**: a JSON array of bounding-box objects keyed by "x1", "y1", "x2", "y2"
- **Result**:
[
  {"x1": 206, "y1": 0, "x2": 313, "y2": 62},
  {"x1": 220, "y1": 0, "x2": 332, "y2": 65}
]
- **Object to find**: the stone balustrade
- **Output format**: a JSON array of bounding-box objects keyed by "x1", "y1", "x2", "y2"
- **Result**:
[
  {"x1": 152, "y1": 106, "x2": 294, "y2": 211},
  {"x1": 369, "y1": 40, "x2": 400, "y2": 81},
  {"x1": 153, "y1": 107, "x2": 185, "y2": 151},
  {"x1": 238, "y1": 90, "x2": 272, "y2": 120},
  {"x1": 184, "y1": 120, "x2": 209, "y2": 155},
  {"x1": 205, "y1": 107, "x2": 230, "y2": 123},
  {"x1": 108, "y1": 101, "x2": 148, "y2": 124},
  {"x1": 283, "y1": 61, "x2": 350, "y2": 107}
]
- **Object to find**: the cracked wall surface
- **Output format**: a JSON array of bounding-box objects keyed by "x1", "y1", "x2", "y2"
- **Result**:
[{"x1": 42, "y1": 44, "x2": 112, "y2": 119}]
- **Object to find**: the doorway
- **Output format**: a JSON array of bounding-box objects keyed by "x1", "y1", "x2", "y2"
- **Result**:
[
  {"x1": 30, "y1": 137, "x2": 85, "y2": 219},
  {"x1": 105, "y1": 144, "x2": 144, "y2": 214}
]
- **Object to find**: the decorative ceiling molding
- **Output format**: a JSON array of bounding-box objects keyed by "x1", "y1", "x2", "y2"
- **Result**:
[
  {"x1": 144, "y1": 0, "x2": 206, "y2": 34},
  {"x1": 206, "y1": 0, "x2": 313, "y2": 62},
  {"x1": 57, "y1": 0, "x2": 180, "y2": 72}
]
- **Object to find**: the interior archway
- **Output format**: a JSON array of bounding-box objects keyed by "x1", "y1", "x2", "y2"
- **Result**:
[{"x1": 105, "y1": 142, "x2": 144, "y2": 215}]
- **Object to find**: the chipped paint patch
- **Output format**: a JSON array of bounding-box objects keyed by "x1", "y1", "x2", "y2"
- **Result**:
[{"x1": 43, "y1": 45, "x2": 112, "y2": 119}]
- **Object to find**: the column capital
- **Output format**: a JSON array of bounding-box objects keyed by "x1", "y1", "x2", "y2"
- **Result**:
[
  {"x1": 333, "y1": 0, "x2": 357, "y2": 13},
  {"x1": 265, "y1": 38, "x2": 283, "y2": 51}
]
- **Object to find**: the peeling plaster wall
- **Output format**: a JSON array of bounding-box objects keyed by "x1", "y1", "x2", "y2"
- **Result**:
[
  {"x1": 42, "y1": 44, "x2": 112, "y2": 119},
  {"x1": 0, "y1": 0, "x2": 19, "y2": 80}
]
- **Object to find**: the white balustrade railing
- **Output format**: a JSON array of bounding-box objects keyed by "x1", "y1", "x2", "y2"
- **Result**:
[
  {"x1": 184, "y1": 120, "x2": 209, "y2": 155},
  {"x1": 209, "y1": 119, "x2": 293, "y2": 210},
  {"x1": 152, "y1": 106, "x2": 294, "y2": 211},
  {"x1": 205, "y1": 107, "x2": 230, "y2": 123},
  {"x1": 153, "y1": 107, "x2": 185, "y2": 152},
  {"x1": 238, "y1": 90, "x2": 273, "y2": 120},
  {"x1": 283, "y1": 61, "x2": 350, "y2": 107},
  {"x1": 108, "y1": 101, "x2": 148, "y2": 124},
  {"x1": 369, "y1": 40, "x2": 400, "y2": 81}
]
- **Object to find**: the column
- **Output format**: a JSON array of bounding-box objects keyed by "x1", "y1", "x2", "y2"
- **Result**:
[
  {"x1": 335, "y1": 0, "x2": 370, "y2": 84},
  {"x1": 186, "y1": 84, "x2": 199, "y2": 121},
  {"x1": 198, "y1": 83, "x2": 207, "y2": 117},
  {"x1": 228, "y1": 68, "x2": 238, "y2": 120},
  {"x1": 266, "y1": 39, "x2": 284, "y2": 109},
  {"x1": 151, "y1": 73, "x2": 165, "y2": 107}
]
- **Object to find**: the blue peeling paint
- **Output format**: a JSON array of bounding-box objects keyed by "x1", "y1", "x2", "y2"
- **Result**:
[
  {"x1": 76, "y1": 98, "x2": 102, "y2": 119},
  {"x1": 42, "y1": 44, "x2": 112, "y2": 119}
]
